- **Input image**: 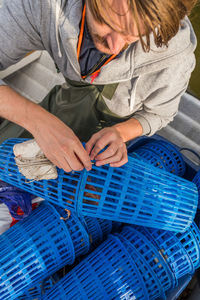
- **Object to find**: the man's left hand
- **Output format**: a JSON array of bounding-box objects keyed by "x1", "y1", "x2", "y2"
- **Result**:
[{"x1": 85, "y1": 127, "x2": 128, "y2": 167}]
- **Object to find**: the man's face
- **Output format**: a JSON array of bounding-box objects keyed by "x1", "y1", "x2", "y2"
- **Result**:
[{"x1": 86, "y1": 0, "x2": 142, "y2": 55}]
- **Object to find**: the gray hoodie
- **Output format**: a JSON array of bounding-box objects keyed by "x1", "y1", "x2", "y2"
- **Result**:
[{"x1": 0, "y1": 0, "x2": 197, "y2": 135}]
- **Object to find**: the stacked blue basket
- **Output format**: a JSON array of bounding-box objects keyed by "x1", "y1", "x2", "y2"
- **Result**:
[
  {"x1": 119, "y1": 226, "x2": 176, "y2": 291},
  {"x1": 42, "y1": 235, "x2": 149, "y2": 300},
  {"x1": 0, "y1": 202, "x2": 89, "y2": 299},
  {"x1": 18, "y1": 275, "x2": 58, "y2": 299},
  {"x1": 193, "y1": 170, "x2": 200, "y2": 208},
  {"x1": 131, "y1": 139, "x2": 186, "y2": 176},
  {"x1": 0, "y1": 138, "x2": 197, "y2": 232},
  {"x1": 134, "y1": 225, "x2": 196, "y2": 280}
]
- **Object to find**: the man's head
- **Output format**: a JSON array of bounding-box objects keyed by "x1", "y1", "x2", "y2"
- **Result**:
[{"x1": 86, "y1": 0, "x2": 197, "y2": 54}]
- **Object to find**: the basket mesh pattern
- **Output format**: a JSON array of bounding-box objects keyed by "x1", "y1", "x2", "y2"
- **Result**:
[
  {"x1": 0, "y1": 202, "x2": 75, "y2": 300},
  {"x1": 42, "y1": 235, "x2": 148, "y2": 300},
  {"x1": 193, "y1": 170, "x2": 200, "y2": 208},
  {"x1": 135, "y1": 226, "x2": 195, "y2": 280},
  {"x1": 116, "y1": 233, "x2": 165, "y2": 299},
  {"x1": 120, "y1": 226, "x2": 176, "y2": 291}
]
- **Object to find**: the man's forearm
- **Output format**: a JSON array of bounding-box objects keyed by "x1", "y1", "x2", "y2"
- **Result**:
[
  {"x1": 0, "y1": 86, "x2": 50, "y2": 135},
  {"x1": 113, "y1": 118, "x2": 143, "y2": 143}
]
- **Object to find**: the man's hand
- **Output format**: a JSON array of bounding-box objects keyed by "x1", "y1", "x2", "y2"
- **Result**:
[
  {"x1": 32, "y1": 113, "x2": 92, "y2": 173},
  {"x1": 85, "y1": 127, "x2": 128, "y2": 167}
]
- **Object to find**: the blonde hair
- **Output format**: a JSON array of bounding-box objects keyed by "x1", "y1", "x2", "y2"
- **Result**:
[{"x1": 87, "y1": 0, "x2": 198, "y2": 52}]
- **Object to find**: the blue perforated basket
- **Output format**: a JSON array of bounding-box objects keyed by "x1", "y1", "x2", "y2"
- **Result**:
[
  {"x1": 193, "y1": 170, "x2": 200, "y2": 208},
  {"x1": 120, "y1": 226, "x2": 176, "y2": 291},
  {"x1": 0, "y1": 202, "x2": 75, "y2": 300},
  {"x1": 42, "y1": 235, "x2": 148, "y2": 300},
  {"x1": 77, "y1": 158, "x2": 197, "y2": 232},
  {"x1": 54, "y1": 206, "x2": 90, "y2": 257},
  {"x1": 116, "y1": 233, "x2": 165, "y2": 299},
  {"x1": 81, "y1": 215, "x2": 103, "y2": 247},
  {"x1": 130, "y1": 148, "x2": 167, "y2": 170},
  {"x1": 133, "y1": 140, "x2": 185, "y2": 176},
  {"x1": 97, "y1": 218, "x2": 112, "y2": 237},
  {"x1": 18, "y1": 275, "x2": 58, "y2": 299},
  {"x1": 175, "y1": 222, "x2": 200, "y2": 270},
  {"x1": 0, "y1": 138, "x2": 83, "y2": 210},
  {"x1": 135, "y1": 226, "x2": 195, "y2": 280},
  {"x1": 0, "y1": 138, "x2": 197, "y2": 232}
]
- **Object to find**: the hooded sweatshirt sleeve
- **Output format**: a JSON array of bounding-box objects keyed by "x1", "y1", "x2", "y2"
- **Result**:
[
  {"x1": 132, "y1": 49, "x2": 196, "y2": 136},
  {"x1": 0, "y1": 0, "x2": 44, "y2": 84}
]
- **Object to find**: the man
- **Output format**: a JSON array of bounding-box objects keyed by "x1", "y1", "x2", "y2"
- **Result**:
[{"x1": 0, "y1": 0, "x2": 197, "y2": 172}]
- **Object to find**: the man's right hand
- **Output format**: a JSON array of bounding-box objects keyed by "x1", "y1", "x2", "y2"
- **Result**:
[
  {"x1": 32, "y1": 113, "x2": 92, "y2": 173},
  {"x1": 0, "y1": 86, "x2": 92, "y2": 173}
]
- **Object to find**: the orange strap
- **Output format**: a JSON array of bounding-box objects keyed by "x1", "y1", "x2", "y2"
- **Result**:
[{"x1": 77, "y1": 3, "x2": 117, "y2": 81}]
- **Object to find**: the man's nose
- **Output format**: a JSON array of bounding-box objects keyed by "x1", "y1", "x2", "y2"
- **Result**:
[{"x1": 106, "y1": 32, "x2": 125, "y2": 55}]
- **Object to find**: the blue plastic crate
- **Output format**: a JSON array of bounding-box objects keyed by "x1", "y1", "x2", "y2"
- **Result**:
[
  {"x1": 120, "y1": 226, "x2": 176, "y2": 291},
  {"x1": 116, "y1": 233, "x2": 165, "y2": 299},
  {"x1": 0, "y1": 138, "x2": 198, "y2": 232},
  {"x1": 0, "y1": 202, "x2": 75, "y2": 300},
  {"x1": 135, "y1": 226, "x2": 195, "y2": 280},
  {"x1": 42, "y1": 235, "x2": 148, "y2": 300}
]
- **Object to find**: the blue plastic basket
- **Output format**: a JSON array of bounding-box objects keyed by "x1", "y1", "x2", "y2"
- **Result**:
[
  {"x1": 135, "y1": 226, "x2": 195, "y2": 280},
  {"x1": 18, "y1": 275, "x2": 58, "y2": 299},
  {"x1": 193, "y1": 170, "x2": 200, "y2": 208},
  {"x1": 131, "y1": 147, "x2": 166, "y2": 170},
  {"x1": 81, "y1": 215, "x2": 103, "y2": 247},
  {"x1": 42, "y1": 235, "x2": 148, "y2": 300},
  {"x1": 120, "y1": 226, "x2": 176, "y2": 291},
  {"x1": 97, "y1": 218, "x2": 112, "y2": 237},
  {"x1": 77, "y1": 157, "x2": 197, "y2": 232},
  {"x1": 116, "y1": 233, "x2": 165, "y2": 299},
  {"x1": 175, "y1": 222, "x2": 200, "y2": 270},
  {"x1": 133, "y1": 140, "x2": 185, "y2": 176},
  {"x1": 54, "y1": 206, "x2": 90, "y2": 257},
  {"x1": 0, "y1": 138, "x2": 84, "y2": 210},
  {"x1": 0, "y1": 138, "x2": 198, "y2": 232},
  {"x1": 112, "y1": 221, "x2": 122, "y2": 232},
  {"x1": 0, "y1": 202, "x2": 75, "y2": 300}
]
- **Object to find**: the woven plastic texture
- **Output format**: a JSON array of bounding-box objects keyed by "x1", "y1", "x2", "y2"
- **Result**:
[
  {"x1": 0, "y1": 139, "x2": 197, "y2": 231},
  {"x1": 116, "y1": 233, "x2": 165, "y2": 299},
  {"x1": 77, "y1": 156, "x2": 197, "y2": 232},
  {"x1": 120, "y1": 226, "x2": 176, "y2": 291},
  {"x1": 136, "y1": 226, "x2": 195, "y2": 280},
  {"x1": 175, "y1": 222, "x2": 200, "y2": 270},
  {"x1": 112, "y1": 221, "x2": 122, "y2": 232},
  {"x1": 55, "y1": 206, "x2": 90, "y2": 257},
  {"x1": 42, "y1": 235, "x2": 148, "y2": 300},
  {"x1": 133, "y1": 141, "x2": 185, "y2": 176},
  {"x1": 0, "y1": 138, "x2": 83, "y2": 210},
  {"x1": 193, "y1": 170, "x2": 200, "y2": 208},
  {"x1": 0, "y1": 202, "x2": 75, "y2": 300}
]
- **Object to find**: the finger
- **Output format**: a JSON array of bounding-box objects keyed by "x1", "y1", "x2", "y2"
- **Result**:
[
  {"x1": 48, "y1": 154, "x2": 72, "y2": 173},
  {"x1": 90, "y1": 133, "x2": 113, "y2": 160},
  {"x1": 85, "y1": 132, "x2": 100, "y2": 155},
  {"x1": 64, "y1": 151, "x2": 85, "y2": 171},
  {"x1": 95, "y1": 149, "x2": 124, "y2": 166},
  {"x1": 95, "y1": 143, "x2": 118, "y2": 161},
  {"x1": 74, "y1": 144, "x2": 92, "y2": 171},
  {"x1": 110, "y1": 153, "x2": 128, "y2": 168}
]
